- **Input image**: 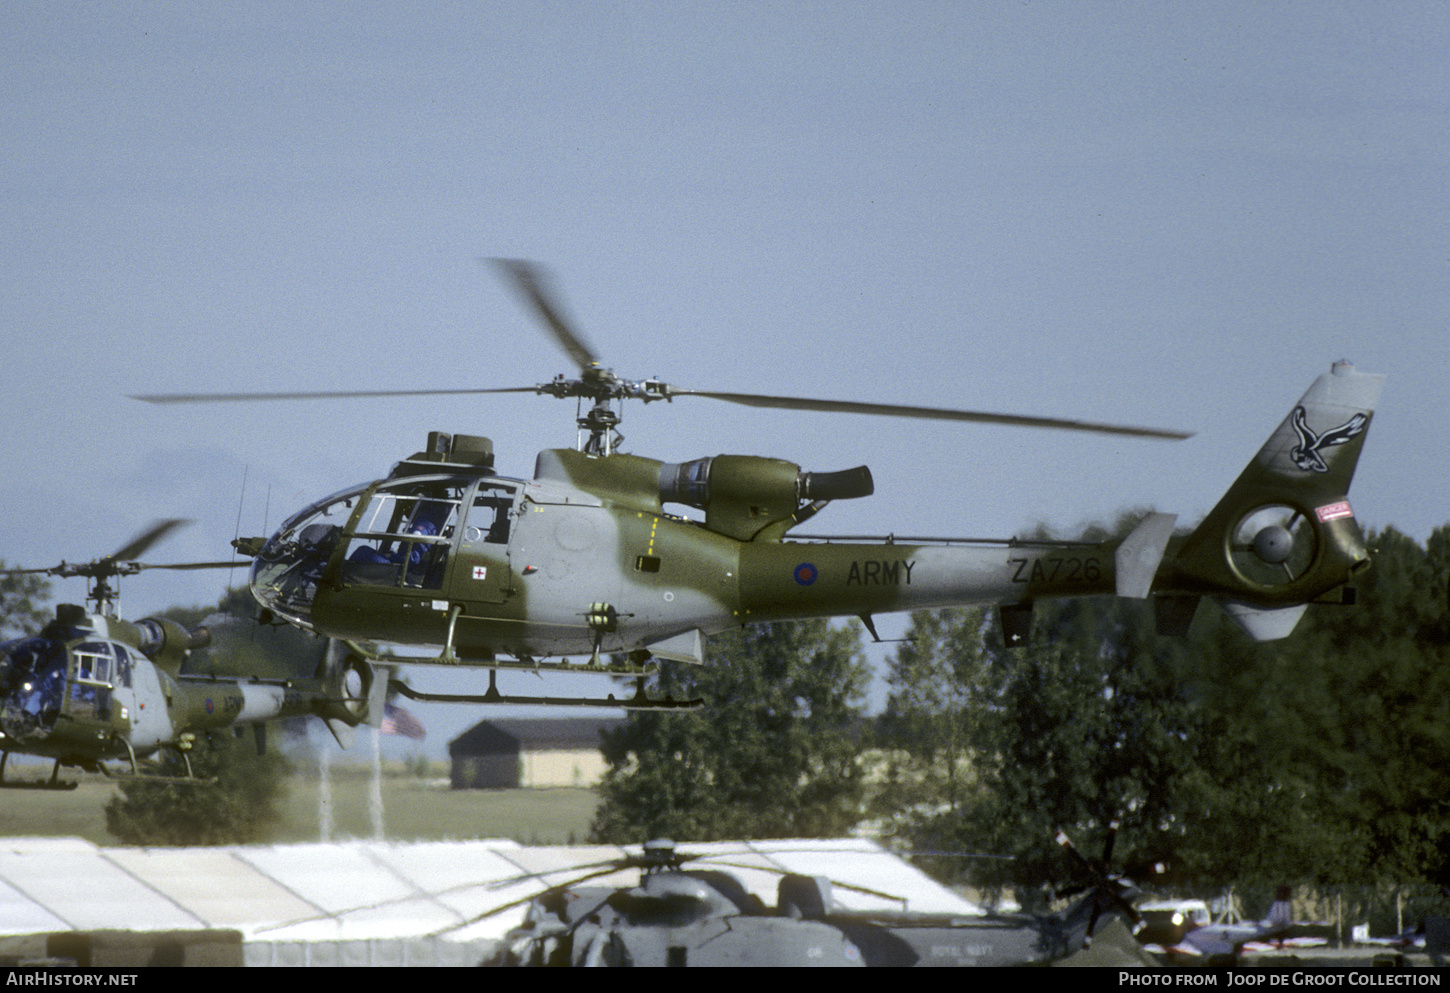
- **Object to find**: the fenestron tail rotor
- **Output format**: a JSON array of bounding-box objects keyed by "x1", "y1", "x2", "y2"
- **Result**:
[
  {"x1": 129, "y1": 258, "x2": 1193, "y2": 453},
  {"x1": 1229, "y1": 503, "x2": 1319, "y2": 586}
]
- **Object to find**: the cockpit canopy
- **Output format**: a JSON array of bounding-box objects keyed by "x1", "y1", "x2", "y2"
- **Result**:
[
  {"x1": 0, "y1": 637, "x2": 67, "y2": 743},
  {"x1": 250, "y1": 474, "x2": 518, "y2": 627},
  {"x1": 0, "y1": 634, "x2": 134, "y2": 744}
]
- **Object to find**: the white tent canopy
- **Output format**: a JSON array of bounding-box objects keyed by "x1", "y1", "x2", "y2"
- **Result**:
[{"x1": 0, "y1": 836, "x2": 981, "y2": 966}]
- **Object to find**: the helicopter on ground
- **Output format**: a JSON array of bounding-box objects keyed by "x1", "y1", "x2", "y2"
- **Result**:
[
  {"x1": 134, "y1": 261, "x2": 1385, "y2": 708},
  {"x1": 478, "y1": 835, "x2": 1154, "y2": 967},
  {"x1": 0, "y1": 521, "x2": 387, "y2": 789}
]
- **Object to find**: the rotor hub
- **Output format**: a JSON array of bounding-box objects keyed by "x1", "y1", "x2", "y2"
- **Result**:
[{"x1": 1252, "y1": 525, "x2": 1294, "y2": 564}]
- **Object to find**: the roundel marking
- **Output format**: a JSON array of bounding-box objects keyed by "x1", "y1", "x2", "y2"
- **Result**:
[
  {"x1": 794, "y1": 563, "x2": 818, "y2": 586},
  {"x1": 205, "y1": 698, "x2": 215, "y2": 714}
]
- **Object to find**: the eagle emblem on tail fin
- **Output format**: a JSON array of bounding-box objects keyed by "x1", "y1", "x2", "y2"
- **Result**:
[{"x1": 1290, "y1": 406, "x2": 1368, "y2": 472}]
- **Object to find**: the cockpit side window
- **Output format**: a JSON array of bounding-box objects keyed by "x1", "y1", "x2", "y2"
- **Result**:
[
  {"x1": 112, "y1": 645, "x2": 133, "y2": 689},
  {"x1": 71, "y1": 641, "x2": 115, "y2": 721},
  {"x1": 466, "y1": 483, "x2": 518, "y2": 545},
  {"x1": 342, "y1": 479, "x2": 466, "y2": 589}
]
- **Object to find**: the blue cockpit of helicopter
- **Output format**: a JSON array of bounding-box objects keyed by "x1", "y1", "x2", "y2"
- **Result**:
[
  {"x1": 344, "y1": 489, "x2": 457, "y2": 581},
  {"x1": 0, "y1": 631, "x2": 137, "y2": 749},
  {"x1": 0, "y1": 637, "x2": 68, "y2": 745}
]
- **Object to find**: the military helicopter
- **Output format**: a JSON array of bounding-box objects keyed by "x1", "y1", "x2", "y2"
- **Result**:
[
  {"x1": 477, "y1": 836, "x2": 1154, "y2": 967},
  {"x1": 133, "y1": 261, "x2": 1385, "y2": 707},
  {"x1": 0, "y1": 521, "x2": 387, "y2": 789}
]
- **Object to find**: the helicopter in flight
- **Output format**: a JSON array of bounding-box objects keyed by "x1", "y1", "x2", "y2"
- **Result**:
[
  {"x1": 133, "y1": 261, "x2": 1385, "y2": 707},
  {"x1": 0, "y1": 521, "x2": 387, "y2": 789}
]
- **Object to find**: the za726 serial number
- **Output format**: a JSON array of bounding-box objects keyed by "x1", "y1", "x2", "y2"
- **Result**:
[{"x1": 1008, "y1": 557, "x2": 1103, "y2": 584}]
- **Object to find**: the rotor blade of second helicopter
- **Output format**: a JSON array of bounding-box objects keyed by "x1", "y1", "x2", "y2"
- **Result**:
[
  {"x1": 110, "y1": 519, "x2": 190, "y2": 563},
  {"x1": 671, "y1": 389, "x2": 1193, "y2": 440},
  {"x1": 130, "y1": 387, "x2": 540, "y2": 404}
]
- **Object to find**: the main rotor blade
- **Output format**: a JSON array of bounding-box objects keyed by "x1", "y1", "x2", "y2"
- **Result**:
[
  {"x1": 487, "y1": 257, "x2": 600, "y2": 372},
  {"x1": 1100, "y1": 820, "x2": 1119, "y2": 867},
  {"x1": 136, "y1": 561, "x2": 254, "y2": 571},
  {"x1": 668, "y1": 389, "x2": 1192, "y2": 440},
  {"x1": 131, "y1": 387, "x2": 539, "y2": 405},
  {"x1": 110, "y1": 519, "x2": 190, "y2": 562}
]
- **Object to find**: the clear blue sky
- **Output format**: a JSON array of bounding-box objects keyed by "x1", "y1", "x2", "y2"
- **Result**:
[{"x1": 3, "y1": 3, "x2": 1445, "y2": 756}]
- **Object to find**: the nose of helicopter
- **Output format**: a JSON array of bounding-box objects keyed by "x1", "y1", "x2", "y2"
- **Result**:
[
  {"x1": 245, "y1": 483, "x2": 368, "y2": 632},
  {"x1": 248, "y1": 528, "x2": 328, "y2": 630},
  {"x1": 0, "y1": 651, "x2": 16, "y2": 739},
  {"x1": 0, "y1": 639, "x2": 66, "y2": 744}
]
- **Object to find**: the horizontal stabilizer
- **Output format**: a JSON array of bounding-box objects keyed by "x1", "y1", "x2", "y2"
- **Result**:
[
  {"x1": 1216, "y1": 600, "x2": 1309, "y2": 642},
  {"x1": 324, "y1": 718, "x2": 356, "y2": 750},
  {"x1": 647, "y1": 628, "x2": 705, "y2": 664},
  {"x1": 1115, "y1": 513, "x2": 1177, "y2": 599}
]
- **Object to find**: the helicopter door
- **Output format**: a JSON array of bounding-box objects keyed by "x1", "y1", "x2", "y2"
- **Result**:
[
  {"x1": 105, "y1": 644, "x2": 138, "y2": 732},
  {"x1": 123, "y1": 651, "x2": 174, "y2": 751},
  {"x1": 339, "y1": 479, "x2": 467, "y2": 591},
  {"x1": 450, "y1": 482, "x2": 518, "y2": 603}
]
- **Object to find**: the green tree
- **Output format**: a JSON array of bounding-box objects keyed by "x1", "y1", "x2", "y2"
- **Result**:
[
  {"x1": 975, "y1": 595, "x2": 1206, "y2": 897},
  {"x1": 0, "y1": 563, "x2": 52, "y2": 639},
  {"x1": 590, "y1": 620, "x2": 870, "y2": 843},
  {"x1": 875, "y1": 521, "x2": 1450, "y2": 912},
  {"x1": 104, "y1": 727, "x2": 291, "y2": 846},
  {"x1": 1201, "y1": 526, "x2": 1450, "y2": 890},
  {"x1": 102, "y1": 587, "x2": 305, "y2": 846},
  {"x1": 870, "y1": 606, "x2": 993, "y2": 877}
]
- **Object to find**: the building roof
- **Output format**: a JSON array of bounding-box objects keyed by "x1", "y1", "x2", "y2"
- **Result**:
[{"x1": 449, "y1": 716, "x2": 628, "y2": 756}]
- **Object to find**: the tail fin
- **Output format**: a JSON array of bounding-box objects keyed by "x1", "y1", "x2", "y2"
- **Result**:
[{"x1": 1162, "y1": 361, "x2": 1385, "y2": 641}]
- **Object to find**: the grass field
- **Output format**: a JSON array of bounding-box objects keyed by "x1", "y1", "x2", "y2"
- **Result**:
[{"x1": 0, "y1": 771, "x2": 601, "y2": 847}]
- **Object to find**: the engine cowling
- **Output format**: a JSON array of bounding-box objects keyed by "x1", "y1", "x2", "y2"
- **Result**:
[{"x1": 659, "y1": 455, "x2": 873, "y2": 541}]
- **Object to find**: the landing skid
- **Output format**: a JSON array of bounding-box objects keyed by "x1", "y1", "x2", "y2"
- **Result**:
[
  {"x1": 95, "y1": 764, "x2": 217, "y2": 787},
  {"x1": 94, "y1": 739, "x2": 216, "y2": 786},
  {"x1": 390, "y1": 671, "x2": 703, "y2": 711},
  {"x1": 0, "y1": 753, "x2": 79, "y2": 791},
  {"x1": 0, "y1": 778, "x2": 79, "y2": 791}
]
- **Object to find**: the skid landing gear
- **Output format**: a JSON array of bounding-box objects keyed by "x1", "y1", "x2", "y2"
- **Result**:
[
  {"x1": 390, "y1": 668, "x2": 702, "y2": 711},
  {"x1": 0, "y1": 752, "x2": 79, "y2": 791}
]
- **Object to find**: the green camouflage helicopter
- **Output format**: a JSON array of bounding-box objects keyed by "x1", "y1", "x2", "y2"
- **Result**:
[
  {"x1": 135, "y1": 261, "x2": 1384, "y2": 708},
  {"x1": 0, "y1": 521, "x2": 387, "y2": 788}
]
